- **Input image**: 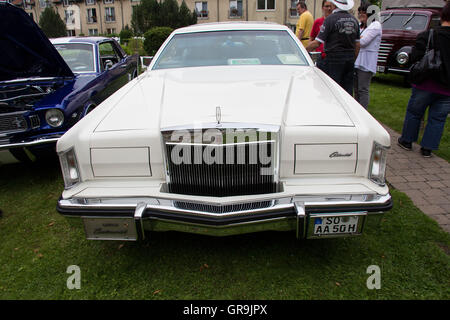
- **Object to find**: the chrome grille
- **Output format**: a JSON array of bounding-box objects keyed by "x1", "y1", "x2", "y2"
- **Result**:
[
  {"x1": 377, "y1": 41, "x2": 394, "y2": 64},
  {"x1": 174, "y1": 200, "x2": 273, "y2": 213},
  {"x1": 163, "y1": 127, "x2": 279, "y2": 197},
  {"x1": 0, "y1": 112, "x2": 28, "y2": 134}
]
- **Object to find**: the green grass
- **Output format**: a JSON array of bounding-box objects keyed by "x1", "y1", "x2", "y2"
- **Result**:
[
  {"x1": 0, "y1": 161, "x2": 449, "y2": 299},
  {"x1": 370, "y1": 73, "x2": 450, "y2": 161}
]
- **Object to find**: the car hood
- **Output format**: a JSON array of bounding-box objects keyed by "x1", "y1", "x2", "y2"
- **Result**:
[
  {"x1": 94, "y1": 66, "x2": 354, "y2": 132},
  {"x1": 0, "y1": 3, "x2": 74, "y2": 82}
]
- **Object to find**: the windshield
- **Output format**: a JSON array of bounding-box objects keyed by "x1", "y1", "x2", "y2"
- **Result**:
[
  {"x1": 381, "y1": 13, "x2": 428, "y2": 31},
  {"x1": 153, "y1": 30, "x2": 308, "y2": 70},
  {"x1": 53, "y1": 43, "x2": 95, "y2": 72}
]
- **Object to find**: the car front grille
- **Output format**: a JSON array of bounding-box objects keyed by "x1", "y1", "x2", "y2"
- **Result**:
[
  {"x1": 173, "y1": 200, "x2": 274, "y2": 214},
  {"x1": 0, "y1": 112, "x2": 28, "y2": 134},
  {"x1": 162, "y1": 128, "x2": 279, "y2": 197},
  {"x1": 377, "y1": 41, "x2": 394, "y2": 64}
]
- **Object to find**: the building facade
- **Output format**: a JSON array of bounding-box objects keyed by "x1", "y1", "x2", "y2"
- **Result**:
[{"x1": 13, "y1": 0, "x2": 360, "y2": 36}]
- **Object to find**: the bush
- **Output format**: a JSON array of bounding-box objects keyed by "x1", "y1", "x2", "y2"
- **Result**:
[
  {"x1": 121, "y1": 38, "x2": 147, "y2": 56},
  {"x1": 120, "y1": 26, "x2": 133, "y2": 45},
  {"x1": 143, "y1": 27, "x2": 173, "y2": 56}
]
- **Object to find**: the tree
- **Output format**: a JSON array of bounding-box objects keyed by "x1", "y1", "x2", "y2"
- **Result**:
[
  {"x1": 179, "y1": 0, "x2": 196, "y2": 27},
  {"x1": 131, "y1": 0, "x2": 196, "y2": 35},
  {"x1": 160, "y1": 0, "x2": 180, "y2": 28},
  {"x1": 39, "y1": 7, "x2": 66, "y2": 38},
  {"x1": 131, "y1": 0, "x2": 160, "y2": 35}
]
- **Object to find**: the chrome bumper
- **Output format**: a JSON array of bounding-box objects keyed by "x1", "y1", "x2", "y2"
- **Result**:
[
  {"x1": 0, "y1": 135, "x2": 60, "y2": 150},
  {"x1": 57, "y1": 193, "x2": 393, "y2": 240}
]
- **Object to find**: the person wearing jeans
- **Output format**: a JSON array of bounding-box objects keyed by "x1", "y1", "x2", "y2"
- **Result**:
[
  {"x1": 398, "y1": 2, "x2": 450, "y2": 157},
  {"x1": 399, "y1": 88, "x2": 450, "y2": 155},
  {"x1": 354, "y1": 2, "x2": 382, "y2": 109}
]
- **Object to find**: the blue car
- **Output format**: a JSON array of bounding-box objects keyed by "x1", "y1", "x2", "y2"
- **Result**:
[{"x1": 0, "y1": 3, "x2": 138, "y2": 162}]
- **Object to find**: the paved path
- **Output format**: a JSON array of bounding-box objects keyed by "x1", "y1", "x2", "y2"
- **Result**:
[{"x1": 383, "y1": 125, "x2": 450, "y2": 233}]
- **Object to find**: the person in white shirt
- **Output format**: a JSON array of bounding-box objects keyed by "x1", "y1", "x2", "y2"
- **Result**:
[{"x1": 354, "y1": 2, "x2": 382, "y2": 109}]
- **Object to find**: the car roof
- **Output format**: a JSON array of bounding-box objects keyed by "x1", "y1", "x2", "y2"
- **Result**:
[
  {"x1": 50, "y1": 37, "x2": 113, "y2": 44},
  {"x1": 173, "y1": 22, "x2": 290, "y2": 34}
]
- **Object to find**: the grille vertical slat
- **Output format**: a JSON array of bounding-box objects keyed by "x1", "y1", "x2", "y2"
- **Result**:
[{"x1": 165, "y1": 141, "x2": 277, "y2": 197}]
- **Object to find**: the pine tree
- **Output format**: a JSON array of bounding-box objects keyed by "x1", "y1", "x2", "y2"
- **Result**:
[
  {"x1": 39, "y1": 6, "x2": 66, "y2": 38},
  {"x1": 160, "y1": 0, "x2": 180, "y2": 29}
]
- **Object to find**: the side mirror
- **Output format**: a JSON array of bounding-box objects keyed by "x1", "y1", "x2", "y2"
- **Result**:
[
  {"x1": 309, "y1": 52, "x2": 321, "y2": 66},
  {"x1": 104, "y1": 60, "x2": 114, "y2": 70},
  {"x1": 140, "y1": 56, "x2": 153, "y2": 70}
]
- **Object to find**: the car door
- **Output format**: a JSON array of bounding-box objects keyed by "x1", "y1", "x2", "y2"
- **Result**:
[{"x1": 97, "y1": 40, "x2": 129, "y2": 101}]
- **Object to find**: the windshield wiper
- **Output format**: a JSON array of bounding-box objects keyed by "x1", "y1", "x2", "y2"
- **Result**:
[
  {"x1": 403, "y1": 12, "x2": 416, "y2": 26},
  {"x1": 382, "y1": 12, "x2": 393, "y2": 24}
]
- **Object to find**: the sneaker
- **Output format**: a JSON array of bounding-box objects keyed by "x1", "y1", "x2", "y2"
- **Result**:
[
  {"x1": 397, "y1": 137, "x2": 412, "y2": 151},
  {"x1": 420, "y1": 148, "x2": 432, "y2": 158}
]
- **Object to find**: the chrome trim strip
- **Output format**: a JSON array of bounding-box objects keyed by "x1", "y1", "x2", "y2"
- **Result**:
[
  {"x1": 388, "y1": 68, "x2": 410, "y2": 74},
  {"x1": 0, "y1": 136, "x2": 60, "y2": 150}
]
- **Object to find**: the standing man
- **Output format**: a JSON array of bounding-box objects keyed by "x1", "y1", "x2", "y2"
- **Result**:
[
  {"x1": 306, "y1": 0, "x2": 360, "y2": 95},
  {"x1": 309, "y1": 0, "x2": 334, "y2": 70},
  {"x1": 295, "y1": 1, "x2": 314, "y2": 47}
]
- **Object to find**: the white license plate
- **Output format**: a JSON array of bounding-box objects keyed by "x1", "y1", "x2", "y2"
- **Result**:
[
  {"x1": 313, "y1": 215, "x2": 359, "y2": 236},
  {"x1": 377, "y1": 65, "x2": 385, "y2": 73},
  {"x1": 83, "y1": 217, "x2": 137, "y2": 241}
]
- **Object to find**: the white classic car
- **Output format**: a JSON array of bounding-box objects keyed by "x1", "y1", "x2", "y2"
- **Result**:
[{"x1": 56, "y1": 22, "x2": 392, "y2": 241}]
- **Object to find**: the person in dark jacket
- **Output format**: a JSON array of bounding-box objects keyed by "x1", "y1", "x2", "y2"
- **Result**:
[{"x1": 397, "y1": 1, "x2": 450, "y2": 157}]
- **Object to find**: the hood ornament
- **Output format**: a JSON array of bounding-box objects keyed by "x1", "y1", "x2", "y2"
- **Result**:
[{"x1": 216, "y1": 106, "x2": 221, "y2": 125}]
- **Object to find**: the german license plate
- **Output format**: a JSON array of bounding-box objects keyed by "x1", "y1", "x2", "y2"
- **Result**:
[
  {"x1": 83, "y1": 217, "x2": 137, "y2": 241},
  {"x1": 313, "y1": 215, "x2": 359, "y2": 236},
  {"x1": 377, "y1": 65, "x2": 385, "y2": 73}
]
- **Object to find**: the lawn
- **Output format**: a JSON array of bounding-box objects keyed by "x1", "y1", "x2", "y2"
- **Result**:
[
  {"x1": 370, "y1": 73, "x2": 450, "y2": 162},
  {"x1": 0, "y1": 160, "x2": 449, "y2": 300}
]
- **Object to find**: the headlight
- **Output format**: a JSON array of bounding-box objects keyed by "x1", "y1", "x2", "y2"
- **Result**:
[
  {"x1": 45, "y1": 109, "x2": 64, "y2": 127},
  {"x1": 396, "y1": 52, "x2": 409, "y2": 65},
  {"x1": 369, "y1": 142, "x2": 388, "y2": 186},
  {"x1": 59, "y1": 148, "x2": 80, "y2": 189}
]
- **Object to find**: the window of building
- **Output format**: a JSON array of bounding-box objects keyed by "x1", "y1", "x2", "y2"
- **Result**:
[
  {"x1": 67, "y1": 30, "x2": 76, "y2": 36},
  {"x1": 195, "y1": 1, "x2": 208, "y2": 19},
  {"x1": 65, "y1": 10, "x2": 75, "y2": 24},
  {"x1": 289, "y1": 0, "x2": 298, "y2": 17},
  {"x1": 86, "y1": 0, "x2": 95, "y2": 5},
  {"x1": 229, "y1": 0, "x2": 243, "y2": 17},
  {"x1": 106, "y1": 28, "x2": 116, "y2": 35},
  {"x1": 89, "y1": 29, "x2": 99, "y2": 36},
  {"x1": 104, "y1": 0, "x2": 114, "y2": 4},
  {"x1": 105, "y1": 7, "x2": 116, "y2": 22},
  {"x1": 87, "y1": 8, "x2": 97, "y2": 23},
  {"x1": 257, "y1": 0, "x2": 275, "y2": 10},
  {"x1": 39, "y1": 0, "x2": 49, "y2": 8}
]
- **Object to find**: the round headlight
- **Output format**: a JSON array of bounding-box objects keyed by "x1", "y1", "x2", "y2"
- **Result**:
[
  {"x1": 45, "y1": 109, "x2": 64, "y2": 127},
  {"x1": 396, "y1": 52, "x2": 409, "y2": 65}
]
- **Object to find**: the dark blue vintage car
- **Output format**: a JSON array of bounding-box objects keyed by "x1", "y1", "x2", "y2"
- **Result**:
[{"x1": 0, "y1": 3, "x2": 138, "y2": 162}]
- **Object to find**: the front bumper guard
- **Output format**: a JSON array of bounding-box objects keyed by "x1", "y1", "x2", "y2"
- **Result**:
[{"x1": 57, "y1": 193, "x2": 393, "y2": 240}]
